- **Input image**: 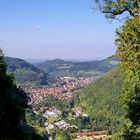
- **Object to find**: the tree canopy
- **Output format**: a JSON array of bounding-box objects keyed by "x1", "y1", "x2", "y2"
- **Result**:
[
  {"x1": 116, "y1": 17, "x2": 140, "y2": 140},
  {"x1": 95, "y1": 0, "x2": 140, "y2": 139},
  {"x1": 0, "y1": 49, "x2": 28, "y2": 139},
  {"x1": 95, "y1": 0, "x2": 140, "y2": 18}
]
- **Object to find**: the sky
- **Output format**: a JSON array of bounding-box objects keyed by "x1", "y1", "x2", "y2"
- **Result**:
[{"x1": 0, "y1": 0, "x2": 123, "y2": 60}]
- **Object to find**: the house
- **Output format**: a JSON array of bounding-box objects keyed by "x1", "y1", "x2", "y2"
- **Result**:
[
  {"x1": 54, "y1": 120, "x2": 70, "y2": 130},
  {"x1": 43, "y1": 111, "x2": 59, "y2": 118}
]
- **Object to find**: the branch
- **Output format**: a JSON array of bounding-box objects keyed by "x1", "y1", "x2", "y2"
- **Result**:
[{"x1": 102, "y1": 8, "x2": 128, "y2": 16}]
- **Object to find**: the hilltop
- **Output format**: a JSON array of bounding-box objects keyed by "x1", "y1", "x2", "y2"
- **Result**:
[
  {"x1": 4, "y1": 57, "x2": 55, "y2": 86},
  {"x1": 95, "y1": 55, "x2": 120, "y2": 72}
]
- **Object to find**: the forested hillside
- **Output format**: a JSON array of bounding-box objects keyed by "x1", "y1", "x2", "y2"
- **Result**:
[
  {"x1": 95, "y1": 55, "x2": 120, "y2": 72},
  {"x1": 36, "y1": 55, "x2": 120, "y2": 76},
  {"x1": 74, "y1": 70, "x2": 124, "y2": 136},
  {"x1": 5, "y1": 57, "x2": 55, "y2": 86},
  {"x1": 0, "y1": 50, "x2": 49, "y2": 140}
]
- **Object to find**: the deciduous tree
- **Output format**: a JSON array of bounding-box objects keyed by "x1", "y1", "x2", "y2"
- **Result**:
[
  {"x1": 116, "y1": 17, "x2": 140, "y2": 140},
  {"x1": 95, "y1": 0, "x2": 140, "y2": 139},
  {"x1": 95, "y1": 0, "x2": 140, "y2": 18}
]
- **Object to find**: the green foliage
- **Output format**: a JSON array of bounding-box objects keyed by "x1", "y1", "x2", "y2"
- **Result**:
[
  {"x1": 26, "y1": 108, "x2": 45, "y2": 127},
  {"x1": 95, "y1": 1, "x2": 140, "y2": 139},
  {"x1": 74, "y1": 70, "x2": 124, "y2": 135},
  {"x1": 48, "y1": 117, "x2": 61, "y2": 124},
  {"x1": 5, "y1": 57, "x2": 54, "y2": 86},
  {"x1": 0, "y1": 49, "x2": 28, "y2": 139},
  {"x1": 25, "y1": 108, "x2": 49, "y2": 140},
  {"x1": 0, "y1": 49, "x2": 49, "y2": 139},
  {"x1": 95, "y1": 55, "x2": 120, "y2": 72},
  {"x1": 116, "y1": 17, "x2": 140, "y2": 140},
  {"x1": 55, "y1": 129, "x2": 69, "y2": 140},
  {"x1": 71, "y1": 116, "x2": 93, "y2": 131},
  {"x1": 95, "y1": 0, "x2": 140, "y2": 18},
  {"x1": 39, "y1": 95, "x2": 71, "y2": 110}
]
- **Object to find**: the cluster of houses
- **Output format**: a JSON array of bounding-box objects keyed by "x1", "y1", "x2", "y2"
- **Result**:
[
  {"x1": 26, "y1": 76, "x2": 96, "y2": 105},
  {"x1": 27, "y1": 86, "x2": 74, "y2": 105},
  {"x1": 60, "y1": 76, "x2": 96, "y2": 89}
]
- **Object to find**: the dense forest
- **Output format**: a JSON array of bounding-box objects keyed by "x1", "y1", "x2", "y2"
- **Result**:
[
  {"x1": 74, "y1": 70, "x2": 125, "y2": 137},
  {"x1": 5, "y1": 57, "x2": 55, "y2": 86}
]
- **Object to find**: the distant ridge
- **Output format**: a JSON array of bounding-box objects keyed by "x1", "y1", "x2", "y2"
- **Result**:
[{"x1": 36, "y1": 55, "x2": 120, "y2": 76}]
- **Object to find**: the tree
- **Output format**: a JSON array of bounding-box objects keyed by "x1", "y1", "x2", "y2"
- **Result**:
[
  {"x1": 0, "y1": 49, "x2": 28, "y2": 139},
  {"x1": 95, "y1": 0, "x2": 140, "y2": 18},
  {"x1": 94, "y1": 0, "x2": 140, "y2": 139},
  {"x1": 116, "y1": 17, "x2": 140, "y2": 140}
]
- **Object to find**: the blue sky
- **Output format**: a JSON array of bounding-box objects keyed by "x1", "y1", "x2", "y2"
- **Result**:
[{"x1": 0, "y1": 0, "x2": 123, "y2": 60}]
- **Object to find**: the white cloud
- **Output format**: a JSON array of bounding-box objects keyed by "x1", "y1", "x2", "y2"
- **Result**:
[{"x1": 34, "y1": 25, "x2": 41, "y2": 29}]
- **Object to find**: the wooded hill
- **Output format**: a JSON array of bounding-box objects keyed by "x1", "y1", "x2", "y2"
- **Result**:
[
  {"x1": 36, "y1": 55, "x2": 120, "y2": 76},
  {"x1": 74, "y1": 70, "x2": 125, "y2": 136},
  {"x1": 5, "y1": 57, "x2": 55, "y2": 86}
]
